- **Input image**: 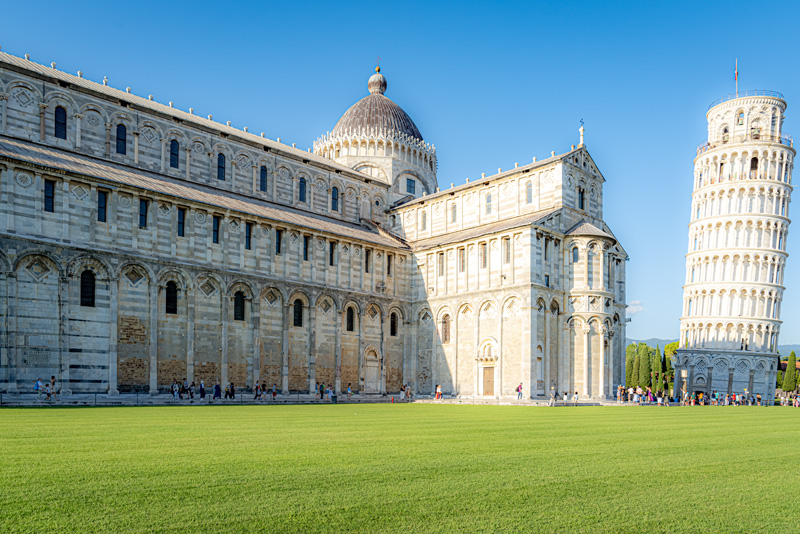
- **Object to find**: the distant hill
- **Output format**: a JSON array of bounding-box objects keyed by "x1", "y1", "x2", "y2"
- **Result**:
[{"x1": 626, "y1": 338, "x2": 800, "y2": 358}]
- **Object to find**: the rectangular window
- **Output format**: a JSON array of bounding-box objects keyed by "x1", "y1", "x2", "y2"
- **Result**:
[
  {"x1": 177, "y1": 207, "x2": 186, "y2": 237},
  {"x1": 44, "y1": 180, "x2": 55, "y2": 213},
  {"x1": 387, "y1": 254, "x2": 393, "y2": 276},
  {"x1": 329, "y1": 241, "x2": 336, "y2": 266},
  {"x1": 212, "y1": 215, "x2": 220, "y2": 244},
  {"x1": 138, "y1": 199, "x2": 148, "y2": 228},
  {"x1": 406, "y1": 178, "x2": 416, "y2": 195},
  {"x1": 543, "y1": 239, "x2": 549, "y2": 261},
  {"x1": 97, "y1": 190, "x2": 108, "y2": 222},
  {"x1": 245, "y1": 222, "x2": 252, "y2": 250},
  {"x1": 365, "y1": 250, "x2": 371, "y2": 273},
  {"x1": 480, "y1": 243, "x2": 488, "y2": 269},
  {"x1": 502, "y1": 237, "x2": 511, "y2": 264},
  {"x1": 438, "y1": 252, "x2": 445, "y2": 277},
  {"x1": 275, "y1": 229, "x2": 283, "y2": 255},
  {"x1": 458, "y1": 248, "x2": 466, "y2": 273},
  {"x1": 303, "y1": 235, "x2": 310, "y2": 261},
  {"x1": 544, "y1": 274, "x2": 550, "y2": 287}
]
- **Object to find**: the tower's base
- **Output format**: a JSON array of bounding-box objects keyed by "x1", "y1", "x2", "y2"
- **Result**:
[{"x1": 673, "y1": 349, "x2": 779, "y2": 401}]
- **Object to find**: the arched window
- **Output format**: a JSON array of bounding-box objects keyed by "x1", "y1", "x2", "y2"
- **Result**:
[
  {"x1": 260, "y1": 166, "x2": 268, "y2": 192},
  {"x1": 293, "y1": 299, "x2": 303, "y2": 327},
  {"x1": 722, "y1": 127, "x2": 730, "y2": 144},
  {"x1": 346, "y1": 307, "x2": 355, "y2": 332},
  {"x1": 169, "y1": 140, "x2": 180, "y2": 169},
  {"x1": 421, "y1": 211, "x2": 427, "y2": 230},
  {"x1": 737, "y1": 111, "x2": 744, "y2": 126},
  {"x1": 390, "y1": 312, "x2": 398, "y2": 336},
  {"x1": 578, "y1": 187, "x2": 586, "y2": 210},
  {"x1": 116, "y1": 124, "x2": 127, "y2": 155},
  {"x1": 165, "y1": 281, "x2": 178, "y2": 314},
  {"x1": 80, "y1": 270, "x2": 95, "y2": 308},
  {"x1": 217, "y1": 154, "x2": 226, "y2": 180},
  {"x1": 486, "y1": 193, "x2": 492, "y2": 215},
  {"x1": 572, "y1": 247, "x2": 579, "y2": 263},
  {"x1": 331, "y1": 187, "x2": 339, "y2": 211},
  {"x1": 299, "y1": 178, "x2": 307, "y2": 203},
  {"x1": 234, "y1": 291, "x2": 245, "y2": 321},
  {"x1": 526, "y1": 181, "x2": 533, "y2": 204},
  {"x1": 451, "y1": 203, "x2": 457, "y2": 223},
  {"x1": 54, "y1": 106, "x2": 67, "y2": 139},
  {"x1": 441, "y1": 314, "x2": 451, "y2": 344}
]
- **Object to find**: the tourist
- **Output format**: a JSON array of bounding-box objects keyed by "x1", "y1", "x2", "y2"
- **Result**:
[
  {"x1": 617, "y1": 385, "x2": 624, "y2": 403},
  {"x1": 34, "y1": 377, "x2": 43, "y2": 401},
  {"x1": 230, "y1": 383, "x2": 236, "y2": 400},
  {"x1": 327, "y1": 386, "x2": 333, "y2": 402},
  {"x1": 44, "y1": 383, "x2": 52, "y2": 402},
  {"x1": 253, "y1": 381, "x2": 260, "y2": 401},
  {"x1": 183, "y1": 378, "x2": 189, "y2": 398},
  {"x1": 406, "y1": 384, "x2": 412, "y2": 401},
  {"x1": 400, "y1": 385, "x2": 406, "y2": 402},
  {"x1": 516, "y1": 383, "x2": 523, "y2": 400},
  {"x1": 549, "y1": 387, "x2": 556, "y2": 407},
  {"x1": 49, "y1": 376, "x2": 59, "y2": 402},
  {"x1": 656, "y1": 390, "x2": 663, "y2": 406},
  {"x1": 213, "y1": 382, "x2": 221, "y2": 401},
  {"x1": 199, "y1": 380, "x2": 206, "y2": 400},
  {"x1": 172, "y1": 379, "x2": 179, "y2": 401},
  {"x1": 573, "y1": 391, "x2": 579, "y2": 406},
  {"x1": 563, "y1": 391, "x2": 568, "y2": 404},
  {"x1": 189, "y1": 382, "x2": 196, "y2": 399},
  {"x1": 627, "y1": 386, "x2": 634, "y2": 403},
  {"x1": 315, "y1": 382, "x2": 320, "y2": 401}
]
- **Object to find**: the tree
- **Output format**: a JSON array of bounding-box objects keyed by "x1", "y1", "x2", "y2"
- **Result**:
[
  {"x1": 777, "y1": 370, "x2": 783, "y2": 389},
  {"x1": 638, "y1": 343, "x2": 652, "y2": 389},
  {"x1": 652, "y1": 345, "x2": 661, "y2": 392},
  {"x1": 625, "y1": 344, "x2": 636, "y2": 387},
  {"x1": 631, "y1": 352, "x2": 640, "y2": 389},
  {"x1": 782, "y1": 351, "x2": 797, "y2": 392}
]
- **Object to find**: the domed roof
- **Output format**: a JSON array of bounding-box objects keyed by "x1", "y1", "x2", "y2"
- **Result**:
[{"x1": 331, "y1": 67, "x2": 423, "y2": 142}]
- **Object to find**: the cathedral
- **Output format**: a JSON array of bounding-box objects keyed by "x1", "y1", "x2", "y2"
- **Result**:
[{"x1": 0, "y1": 51, "x2": 627, "y2": 399}]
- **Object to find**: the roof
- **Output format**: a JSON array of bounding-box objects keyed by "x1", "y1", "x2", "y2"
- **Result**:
[
  {"x1": 565, "y1": 220, "x2": 615, "y2": 240},
  {"x1": 0, "y1": 51, "x2": 378, "y2": 185},
  {"x1": 331, "y1": 70, "x2": 423, "y2": 142},
  {"x1": 411, "y1": 209, "x2": 558, "y2": 251},
  {"x1": 0, "y1": 135, "x2": 408, "y2": 250}
]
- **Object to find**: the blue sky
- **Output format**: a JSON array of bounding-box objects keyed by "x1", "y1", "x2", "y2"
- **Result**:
[{"x1": 3, "y1": 0, "x2": 799, "y2": 341}]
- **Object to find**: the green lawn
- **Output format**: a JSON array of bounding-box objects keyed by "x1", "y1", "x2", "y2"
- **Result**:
[{"x1": 1, "y1": 404, "x2": 798, "y2": 533}]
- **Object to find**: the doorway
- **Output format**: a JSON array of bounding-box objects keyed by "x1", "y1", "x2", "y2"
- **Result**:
[{"x1": 483, "y1": 366, "x2": 495, "y2": 396}]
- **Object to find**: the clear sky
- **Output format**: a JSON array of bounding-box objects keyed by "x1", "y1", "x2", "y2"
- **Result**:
[{"x1": 2, "y1": 0, "x2": 799, "y2": 342}]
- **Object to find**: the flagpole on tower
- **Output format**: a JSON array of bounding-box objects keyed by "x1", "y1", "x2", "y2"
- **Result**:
[{"x1": 735, "y1": 58, "x2": 739, "y2": 97}]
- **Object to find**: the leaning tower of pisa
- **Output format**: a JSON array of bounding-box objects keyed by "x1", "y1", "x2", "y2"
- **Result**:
[{"x1": 675, "y1": 90, "x2": 795, "y2": 401}]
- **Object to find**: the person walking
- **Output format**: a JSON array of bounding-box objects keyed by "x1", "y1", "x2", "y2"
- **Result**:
[
  {"x1": 49, "y1": 376, "x2": 59, "y2": 402},
  {"x1": 272, "y1": 384, "x2": 277, "y2": 402},
  {"x1": 572, "y1": 391, "x2": 579, "y2": 406},
  {"x1": 548, "y1": 386, "x2": 556, "y2": 407},
  {"x1": 199, "y1": 380, "x2": 206, "y2": 400},
  {"x1": 516, "y1": 383, "x2": 523, "y2": 400},
  {"x1": 213, "y1": 382, "x2": 222, "y2": 401},
  {"x1": 315, "y1": 382, "x2": 320, "y2": 401},
  {"x1": 563, "y1": 391, "x2": 568, "y2": 404},
  {"x1": 347, "y1": 383, "x2": 352, "y2": 401},
  {"x1": 254, "y1": 381, "x2": 261, "y2": 401},
  {"x1": 400, "y1": 385, "x2": 405, "y2": 402},
  {"x1": 34, "y1": 378, "x2": 43, "y2": 401}
]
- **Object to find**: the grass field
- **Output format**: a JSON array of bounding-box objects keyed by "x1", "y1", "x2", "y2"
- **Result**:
[{"x1": 1, "y1": 404, "x2": 798, "y2": 533}]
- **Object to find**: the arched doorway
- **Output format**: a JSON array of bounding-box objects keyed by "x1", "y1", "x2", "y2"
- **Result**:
[
  {"x1": 477, "y1": 341, "x2": 498, "y2": 396},
  {"x1": 364, "y1": 348, "x2": 381, "y2": 393}
]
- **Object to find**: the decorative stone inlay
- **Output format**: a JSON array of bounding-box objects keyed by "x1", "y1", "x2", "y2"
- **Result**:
[
  {"x1": 193, "y1": 142, "x2": 205, "y2": 154},
  {"x1": 398, "y1": 256, "x2": 405, "y2": 265},
  {"x1": 290, "y1": 232, "x2": 299, "y2": 242},
  {"x1": 315, "y1": 180, "x2": 326, "y2": 192},
  {"x1": 279, "y1": 168, "x2": 289, "y2": 180},
  {"x1": 229, "y1": 220, "x2": 239, "y2": 231},
  {"x1": 236, "y1": 155, "x2": 249, "y2": 168},
  {"x1": 368, "y1": 306, "x2": 379, "y2": 320},
  {"x1": 72, "y1": 185, "x2": 88, "y2": 200},
  {"x1": 502, "y1": 183, "x2": 513, "y2": 197},
  {"x1": 421, "y1": 312, "x2": 432, "y2": 326},
  {"x1": 195, "y1": 212, "x2": 207, "y2": 224},
  {"x1": 12, "y1": 89, "x2": 32, "y2": 107},
  {"x1": 260, "y1": 225, "x2": 270, "y2": 237},
  {"x1": 756, "y1": 361, "x2": 766, "y2": 373},
  {"x1": 265, "y1": 290, "x2": 278, "y2": 305},
  {"x1": 505, "y1": 300, "x2": 519, "y2": 316},
  {"x1": 696, "y1": 359, "x2": 707, "y2": 372},
  {"x1": 200, "y1": 281, "x2": 216, "y2": 297},
  {"x1": 14, "y1": 172, "x2": 33, "y2": 188},
  {"x1": 376, "y1": 252, "x2": 382, "y2": 260},
  {"x1": 158, "y1": 204, "x2": 170, "y2": 217},
  {"x1": 736, "y1": 360, "x2": 749, "y2": 374},
  {"x1": 141, "y1": 127, "x2": 157, "y2": 144},
  {"x1": 341, "y1": 244, "x2": 349, "y2": 256},
  {"x1": 86, "y1": 113, "x2": 101, "y2": 128},
  {"x1": 715, "y1": 360, "x2": 728, "y2": 373},
  {"x1": 316, "y1": 237, "x2": 325, "y2": 250},
  {"x1": 355, "y1": 247, "x2": 361, "y2": 257},
  {"x1": 320, "y1": 300, "x2": 331, "y2": 314},
  {"x1": 26, "y1": 259, "x2": 50, "y2": 280},
  {"x1": 118, "y1": 194, "x2": 132, "y2": 207},
  {"x1": 125, "y1": 268, "x2": 143, "y2": 286},
  {"x1": 480, "y1": 303, "x2": 497, "y2": 320}
]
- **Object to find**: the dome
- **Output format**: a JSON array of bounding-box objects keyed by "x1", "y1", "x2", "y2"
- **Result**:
[{"x1": 331, "y1": 67, "x2": 423, "y2": 142}]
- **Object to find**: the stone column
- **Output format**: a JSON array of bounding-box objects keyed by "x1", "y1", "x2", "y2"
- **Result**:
[
  {"x1": 58, "y1": 274, "x2": 72, "y2": 395},
  {"x1": 584, "y1": 246, "x2": 590, "y2": 289},
  {"x1": 108, "y1": 276, "x2": 119, "y2": 395},
  {"x1": 148, "y1": 281, "x2": 158, "y2": 395},
  {"x1": 727, "y1": 366, "x2": 734, "y2": 396},
  {"x1": 221, "y1": 294, "x2": 229, "y2": 387},
  {"x1": 5, "y1": 271, "x2": 17, "y2": 393},
  {"x1": 104, "y1": 123, "x2": 112, "y2": 156},
  {"x1": 185, "y1": 148, "x2": 192, "y2": 180},
  {"x1": 334, "y1": 306, "x2": 342, "y2": 394},
  {"x1": 308, "y1": 304, "x2": 316, "y2": 393},
  {"x1": 133, "y1": 131, "x2": 139, "y2": 164},
  {"x1": 582, "y1": 324, "x2": 590, "y2": 398},
  {"x1": 0, "y1": 94, "x2": 7, "y2": 134},
  {"x1": 252, "y1": 296, "x2": 261, "y2": 388},
  {"x1": 160, "y1": 139, "x2": 166, "y2": 173},
  {"x1": 599, "y1": 330, "x2": 606, "y2": 399},
  {"x1": 39, "y1": 103, "x2": 47, "y2": 141},
  {"x1": 74, "y1": 113, "x2": 83, "y2": 149},
  {"x1": 380, "y1": 311, "x2": 387, "y2": 395},
  {"x1": 358, "y1": 307, "x2": 364, "y2": 391},
  {"x1": 453, "y1": 309, "x2": 459, "y2": 396},
  {"x1": 281, "y1": 301, "x2": 289, "y2": 394},
  {"x1": 748, "y1": 368, "x2": 754, "y2": 396},
  {"x1": 186, "y1": 286, "x2": 195, "y2": 383},
  {"x1": 598, "y1": 247, "x2": 606, "y2": 291}
]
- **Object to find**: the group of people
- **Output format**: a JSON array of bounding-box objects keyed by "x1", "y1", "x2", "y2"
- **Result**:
[
  {"x1": 616, "y1": 385, "x2": 769, "y2": 406},
  {"x1": 170, "y1": 378, "x2": 204, "y2": 400},
  {"x1": 547, "y1": 388, "x2": 581, "y2": 406},
  {"x1": 33, "y1": 377, "x2": 58, "y2": 402},
  {"x1": 779, "y1": 394, "x2": 800, "y2": 407}
]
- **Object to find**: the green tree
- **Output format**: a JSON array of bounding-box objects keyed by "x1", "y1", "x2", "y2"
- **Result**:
[
  {"x1": 782, "y1": 351, "x2": 797, "y2": 392},
  {"x1": 652, "y1": 345, "x2": 661, "y2": 392},
  {"x1": 777, "y1": 370, "x2": 783, "y2": 389},
  {"x1": 638, "y1": 344, "x2": 652, "y2": 389},
  {"x1": 631, "y1": 352, "x2": 640, "y2": 389},
  {"x1": 625, "y1": 344, "x2": 636, "y2": 387}
]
